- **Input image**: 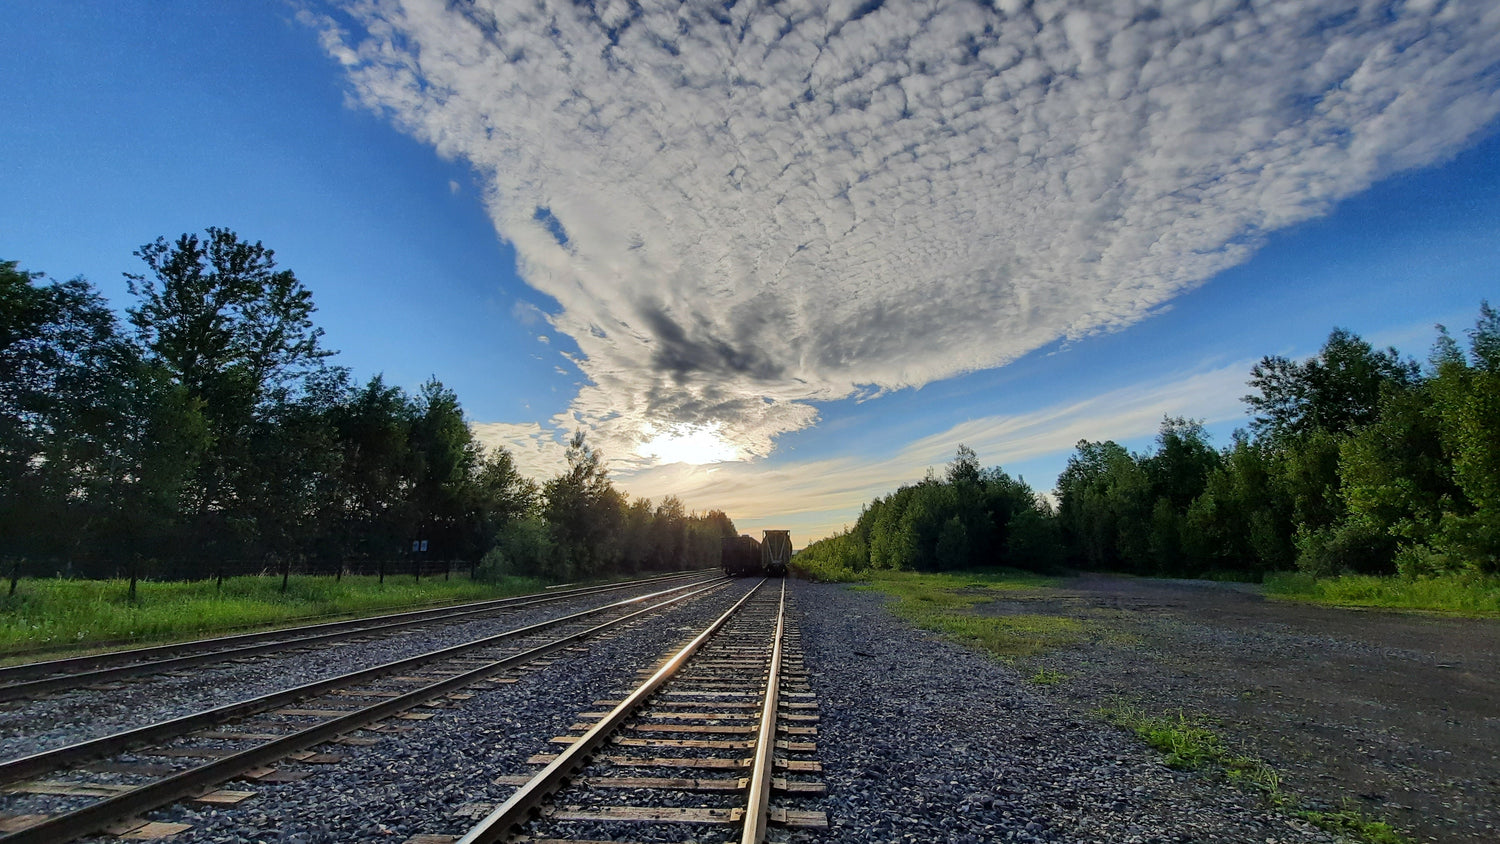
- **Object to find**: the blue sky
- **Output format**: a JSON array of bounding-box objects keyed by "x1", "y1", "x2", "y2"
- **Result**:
[{"x1": 3, "y1": 1, "x2": 1498, "y2": 544}]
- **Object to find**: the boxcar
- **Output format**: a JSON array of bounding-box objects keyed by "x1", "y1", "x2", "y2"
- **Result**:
[
  {"x1": 721, "y1": 534, "x2": 763, "y2": 577},
  {"x1": 761, "y1": 530, "x2": 792, "y2": 577}
]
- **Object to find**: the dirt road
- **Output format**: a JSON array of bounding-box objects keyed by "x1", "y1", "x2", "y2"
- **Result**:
[{"x1": 998, "y1": 574, "x2": 1500, "y2": 843}]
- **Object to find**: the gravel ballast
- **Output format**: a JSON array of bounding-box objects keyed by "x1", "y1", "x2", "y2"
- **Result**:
[
  {"x1": 78, "y1": 580, "x2": 756, "y2": 842},
  {"x1": 14, "y1": 577, "x2": 1367, "y2": 842}
]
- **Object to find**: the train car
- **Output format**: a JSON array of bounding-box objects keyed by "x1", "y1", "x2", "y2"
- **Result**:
[
  {"x1": 721, "y1": 534, "x2": 762, "y2": 577},
  {"x1": 761, "y1": 530, "x2": 792, "y2": 577}
]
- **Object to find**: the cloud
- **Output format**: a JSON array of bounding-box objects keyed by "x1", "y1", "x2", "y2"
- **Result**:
[
  {"x1": 470, "y1": 421, "x2": 567, "y2": 480},
  {"x1": 313, "y1": 0, "x2": 1500, "y2": 466}
]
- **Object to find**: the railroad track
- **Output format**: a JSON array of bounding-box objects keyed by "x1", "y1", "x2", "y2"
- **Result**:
[
  {"x1": 423, "y1": 578, "x2": 826, "y2": 844},
  {"x1": 0, "y1": 571, "x2": 716, "y2": 703},
  {"x1": 0, "y1": 577, "x2": 735, "y2": 842}
]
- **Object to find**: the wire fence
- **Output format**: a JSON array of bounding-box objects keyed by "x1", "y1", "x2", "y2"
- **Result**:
[{"x1": 1, "y1": 554, "x2": 479, "y2": 587}]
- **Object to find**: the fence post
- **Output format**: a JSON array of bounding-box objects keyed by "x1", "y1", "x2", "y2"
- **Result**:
[{"x1": 7, "y1": 559, "x2": 18, "y2": 597}]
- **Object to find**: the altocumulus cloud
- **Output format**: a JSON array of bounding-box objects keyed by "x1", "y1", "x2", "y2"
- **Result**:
[{"x1": 308, "y1": 0, "x2": 1500, "y2": 466}]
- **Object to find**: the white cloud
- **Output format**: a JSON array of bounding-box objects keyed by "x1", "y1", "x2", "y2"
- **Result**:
[
  {"x1": 470, "y1": 421, "x2": 567, "y2": 480},
  {"x1": 314, "y1": 0, "x2": 1500, "y2": 467}
]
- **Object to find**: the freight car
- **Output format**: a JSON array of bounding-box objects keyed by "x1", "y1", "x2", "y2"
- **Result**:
[
  {"x1": 721, "y1": 534, "x2": 763, "y2": 577},
  {"x1": 761, "y1": 530, "x2": 791, "y2": 577}
]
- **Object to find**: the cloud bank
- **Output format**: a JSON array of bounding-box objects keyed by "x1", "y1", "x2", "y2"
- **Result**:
[{"x1": 311, "y1": 0, "x2": 1500, "y2": 465}]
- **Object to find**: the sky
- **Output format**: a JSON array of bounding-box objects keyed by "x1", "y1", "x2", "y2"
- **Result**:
[{"x1": 3, "y1": 1, "x2": 1498, "y2": 545}]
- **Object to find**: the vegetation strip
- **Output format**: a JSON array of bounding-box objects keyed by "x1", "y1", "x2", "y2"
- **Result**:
[
  {"x1": 0, "y1": 571, "x2": 714, "y2": 699},
  {"x1": 1101, "y1": 706, "x2": 1411, "y2": 844},
  {"x1": 845, "y1": 570, "x2": 1081, "y2": 661}
]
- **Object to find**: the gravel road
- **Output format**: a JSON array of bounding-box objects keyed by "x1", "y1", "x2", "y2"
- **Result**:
[
  {"x1": 793, "y1": 580, "x2": 1339, "y2": 844},
  {"x1": 1015, "y1": 574, "x2": 1500, "y2": 844}
]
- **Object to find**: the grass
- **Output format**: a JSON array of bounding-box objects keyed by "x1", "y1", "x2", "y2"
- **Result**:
[
  {"x1": 846, "y1": 569, "x2": 1083, "y2": 660},
  {"x1": 0, "y1": 573, "x2": 548, "y2": 657},
  {"x1": 1263, "y1": 571, "x2": 1500, "y2": 617},
  {"x1": 1101, "y1": 704, "x2": 1411, "y2": 844},
  {"x1": 1029, "y1": 667, "x2": 1067, "y2": 686}
]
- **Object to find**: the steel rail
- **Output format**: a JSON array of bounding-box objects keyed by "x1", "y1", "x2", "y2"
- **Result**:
[
  {"x1": 0, "y1": 578, "x2": 739, "y2": 844},
  {"x1": 455, "y1": 579, "x2": 770, "y2": 844},
  {"x1": 0, "y1": 570, "x2": 713, "y2": 698},
  {"x1": 741, "y1": 580, "x2": 786, "y2": 844},
  {"x1": 0, "y1": 577, "x2": 727, "y2": 786}
]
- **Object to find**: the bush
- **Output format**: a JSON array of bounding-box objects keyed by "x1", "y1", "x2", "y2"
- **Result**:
[
  {"x1": 476, "y1": 517, "x2": 559, "y2": 581},
  {"x1": 1394, "y1": 544, "x2": 1457, "y2": 579},
  {"x1": 1004, "y1": 508, "x2": 1063, "y2": 572},
  {"x1": 790, "y1": 530, "x2": 868, "y2": 582},
  {"x1": 1294, "y1": 521, "x2": 1396, "y2": 577}
]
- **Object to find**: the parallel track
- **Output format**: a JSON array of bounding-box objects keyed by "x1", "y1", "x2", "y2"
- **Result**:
[
  {"x1": 449, "y1": 579, "x2": 825, "y2": 844},
  {"x1": 0, "y1": 571, "x2": 715, "y2": 703},
  {"x1": 0, "y1": 577, "x2": 733, "y2": 843}
]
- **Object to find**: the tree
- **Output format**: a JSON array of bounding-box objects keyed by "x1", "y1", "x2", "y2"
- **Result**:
[
  {"x1": 125, "y1": 229, "x2": 335, "y2": 569},
  {"x1": 0, "y1": 263, "x2": 145, "y2": 569},
  {"x1": 326, "y1": 374, "x2": 416, "y2": 564},
  {"x1": 1245, "y1": 328, "x2": 1417, "y2": 441},
  {"x1": 126, "y1": 228, "x2": 332, "y2": 410},
  {"x1": 1425, "y1": 303, "x2": 1500, "y2": 572},
  {"x1": 543, "y1": 431, "x2": 625, "y2": 578},
  {"x1": 408, "y1": 378, "x2": 481, "y2": 561}
]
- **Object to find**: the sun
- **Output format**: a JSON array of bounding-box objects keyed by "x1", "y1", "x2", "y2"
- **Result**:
[{"x1": 636, "y1": 423, "x2": 740, "y2": 465}]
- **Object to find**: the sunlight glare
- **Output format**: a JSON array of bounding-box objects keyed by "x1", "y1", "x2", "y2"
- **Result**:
[{"x1": 636, "y1": 424, "x2": 740, "y2": 465}]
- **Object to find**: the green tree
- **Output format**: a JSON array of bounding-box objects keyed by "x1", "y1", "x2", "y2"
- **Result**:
[
  {"x1": 1425, "y1": 303, "x2": 1500, "y2": 572},
  {"x1": 543, "y1": 431, "x2": 625, "y2": 578},
  {"x1": 1244, "y1": 328, "x2": 1417, "y2": 441},
  {"x1": 126, "y1": 229, "x2": 335, "y2": 568}
]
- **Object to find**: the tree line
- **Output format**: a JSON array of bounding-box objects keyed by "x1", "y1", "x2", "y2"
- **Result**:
[
  {"x1": 0, "y1": 230, "x2": 737, "y2": 588},
  {"x1": 798, "y1": 304, "x2": 1500, "y2": 581}
]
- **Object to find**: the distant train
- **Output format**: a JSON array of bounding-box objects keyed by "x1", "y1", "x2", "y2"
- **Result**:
[{"x1": 721, "y1": 530, "x2": 791, "y2": 578}]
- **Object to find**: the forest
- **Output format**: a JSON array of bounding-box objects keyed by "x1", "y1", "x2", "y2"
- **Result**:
[
  {"x1": 0, "y1": 230, "x2": 736, "y2": 587},
  {"x1": 796, "y1": 303, "x2": 1500, "y2": 585}
]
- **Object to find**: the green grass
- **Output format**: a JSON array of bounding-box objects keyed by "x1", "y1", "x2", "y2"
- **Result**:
[
  {"x1": 1294, "y1": 806, "x2": 1411, "y2": 844},
  {"x1": 1029, "y1": 667, "x2": 1067, "y2": 686},
  {"x1": 1263, "y1": 572, "x2": 1500, "y2": 617},
  {"x1": 847, "y1": 569, "x2": 1081, "y2": 660},
  {"x1": 1101, "y1": 705, "x2": 1411, "y2": 844},
  {"x1": 0, "y1": 574, "x2": 547, "y2": 657}
]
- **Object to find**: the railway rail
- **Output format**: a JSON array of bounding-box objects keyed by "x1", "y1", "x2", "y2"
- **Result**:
[
  {"x1": 0, "y1": 570, "x2": 716, "y2": 703},
  {"x1": 0, "y1": 577, "x2": 734, "y2": 842},
  {"x1": 435, "y1": 578, "x2": 825, "y2": 844}
]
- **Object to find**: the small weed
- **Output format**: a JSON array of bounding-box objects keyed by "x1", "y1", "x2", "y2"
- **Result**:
[
  {"x1": 1296, "y1": 804, "x2": 1410, "y2": 844},
  {"x1": 1029, "y1": 667, "x2": 1067, "y2": 686},
  {"x1": 1101, "y1": 704, "x2": 1410, "y2": 844}
]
